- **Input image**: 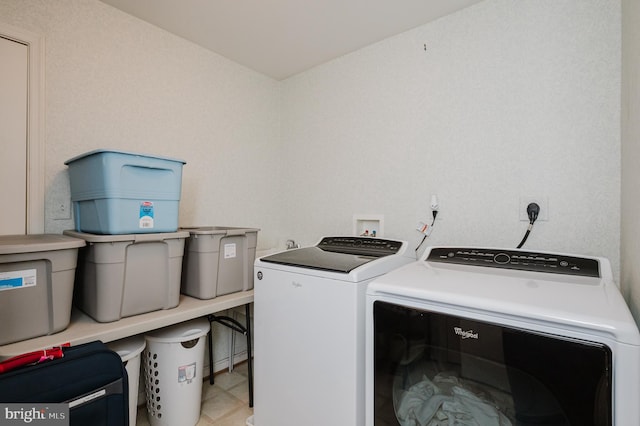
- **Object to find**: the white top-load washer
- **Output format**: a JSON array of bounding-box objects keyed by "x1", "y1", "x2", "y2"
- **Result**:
[
  {"x1": 253, "y1": 236, "x2": 414, "y2": 426},
  {"x1": 366, "y1": 246, "x2": 640, "y2": 426}
]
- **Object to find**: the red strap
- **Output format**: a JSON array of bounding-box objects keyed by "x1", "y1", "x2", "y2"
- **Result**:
[{"x1": 0, "y1": 347, "x2": 64, "y2": 374}]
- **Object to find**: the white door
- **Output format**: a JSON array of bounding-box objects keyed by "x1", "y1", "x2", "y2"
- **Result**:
[{"x1": 0, "y1": 35, "x2": 28, "y2": 235}]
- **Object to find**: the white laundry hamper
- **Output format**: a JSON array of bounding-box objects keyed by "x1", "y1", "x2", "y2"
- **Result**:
[
  {"x1": 143, "y1": 318, "x2": 210, "y2": 426},
  {"x1": 107, "y1": 335, "x2": 146, "y2": 426}
]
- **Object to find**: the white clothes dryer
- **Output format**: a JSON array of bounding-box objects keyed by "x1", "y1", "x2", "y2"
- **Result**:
[
  {"x1": 253, "y1": 237, "x2": 413, "y2": 426},
  {"x1": 366, "y1": 246, "x2": 640, "y2": 426}
]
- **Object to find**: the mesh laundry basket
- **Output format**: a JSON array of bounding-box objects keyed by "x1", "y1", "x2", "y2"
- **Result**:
[
  {"x1": 108, "y1": 335, "x2": 146, "y2": 426},
  {"x1": 143, "y1": 318, "x2": 210, "y2": 426}
]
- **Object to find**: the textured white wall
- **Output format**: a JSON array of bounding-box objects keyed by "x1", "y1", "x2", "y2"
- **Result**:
[
  {"x1": 0, "y1": 0, "x2": 284, "y2": 250},
  {"x1": 621, "y1": 0, "x2": 640, "y2": 324},
  {"x1": 280, "y1": 0, "x2": 622, "y2": 277},
  {"x1": 0, "y1": 0, "x2": 281, "y2": 371},
  {"x1": 0, "y1": 0, "x2": 625, "y2": 306}
]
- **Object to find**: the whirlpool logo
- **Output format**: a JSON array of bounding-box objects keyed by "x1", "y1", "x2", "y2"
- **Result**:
[{"x1": 454, "y1": 327, "x2": 479, "y2": 340}]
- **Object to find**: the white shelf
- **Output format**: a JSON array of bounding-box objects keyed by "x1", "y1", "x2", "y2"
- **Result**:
[{"x1": 0, "y1": 290, "x2": 253, "y2": 359}]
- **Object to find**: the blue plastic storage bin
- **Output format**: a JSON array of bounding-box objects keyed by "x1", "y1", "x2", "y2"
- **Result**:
[{"x1": 65, "y1": 149, "x2": 186, "y2": 234}]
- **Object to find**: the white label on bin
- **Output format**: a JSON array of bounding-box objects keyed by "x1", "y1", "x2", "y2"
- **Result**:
[
  {"x1": 178, "y1": 362, "x2": 197, "y2": 384},
  {"x1": 0, "y1": 269, "x2": 36, "y2": 291},
  {"x1": 139, "y1": 201, "x2": 155, "y2": 229},
  {"x1": 224, "y1": 243, "x2": 237, "y2": 259}
]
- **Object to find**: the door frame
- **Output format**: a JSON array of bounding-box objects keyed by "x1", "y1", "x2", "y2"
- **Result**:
[{"x1": 0, "y1": 21, "x2": 44, "y2": 234}]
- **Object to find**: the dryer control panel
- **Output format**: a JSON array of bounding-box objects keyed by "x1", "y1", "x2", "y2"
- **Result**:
[{"x1": 427, "y1": 247, "x2": 600, "y2": 277}]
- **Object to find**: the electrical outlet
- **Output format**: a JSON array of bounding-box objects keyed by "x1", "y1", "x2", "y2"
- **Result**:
[
  {"x1": 430, "y1": 194, "x2": 441, "y2": 220},
  {"x1": 519, "y1": 197, "x2": 548, "y2": 221}
]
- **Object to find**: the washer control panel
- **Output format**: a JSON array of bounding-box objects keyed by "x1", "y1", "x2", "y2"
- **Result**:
[
  {"x1": 318, "y1": 237, "x2": 404, "y2": 257},
  {"x1": 427, "y1": 247, "x2": 600, "y2": 277}
]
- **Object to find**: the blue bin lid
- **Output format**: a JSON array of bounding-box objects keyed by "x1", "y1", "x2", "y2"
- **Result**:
[{"x1": 64, "y1": 149, "x2": 186, "y2": 165}]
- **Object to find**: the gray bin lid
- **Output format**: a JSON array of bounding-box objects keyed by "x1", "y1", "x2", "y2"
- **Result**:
[
  {"x1": 0, "y1": 234, "x2": 85, "y2": 255},
  {"x1": 180, "y1": 226, "x2": 260, "y2": 236},
  {"x1": 63, "y1": 230, "x2": 189, "y2": 243}
]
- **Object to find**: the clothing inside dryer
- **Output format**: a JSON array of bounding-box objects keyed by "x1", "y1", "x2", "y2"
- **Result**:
[{"x1": 373, "y1": 301, "x2": 612, "y2": 426}]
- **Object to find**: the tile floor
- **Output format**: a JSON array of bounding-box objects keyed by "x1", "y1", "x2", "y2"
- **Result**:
[{"x1": 136, "y1": 362, "x2": 253, "y2": 426}]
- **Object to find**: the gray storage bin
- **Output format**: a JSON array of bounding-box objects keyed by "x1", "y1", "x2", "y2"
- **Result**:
[
  {"x1": 180, "y1": 227, "x2": 259, "y2": 299},
  {"x1": 0, "y1": 234, "x2": 85, "y2": 345},
  {"x1": 64, "y1": 230, "x2": 189, "y2": 322}
]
